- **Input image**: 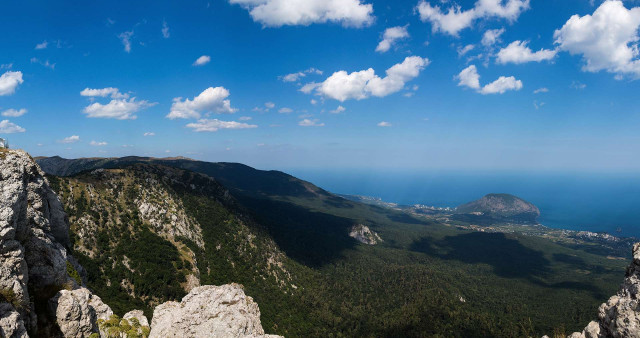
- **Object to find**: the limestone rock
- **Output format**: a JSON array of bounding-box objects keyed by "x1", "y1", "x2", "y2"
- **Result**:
[
  {"x1": 149, "y1": 284, "x2": 282, "y2": 338},
  {"x1": 0, "y1": 149, "x2": 118, "y2": 337},
  {"x1": 123, "y1": 309, "x2": 149, "y2": 328},
  {"x1": 0, "y1": 302, "x2": 28, "y2": 338},
  {"x1": 568, "y1": 242, "x2": 640, "y2": 337},
  {"x1": 1, "y1": 149, "x2": 72, "y2": 332},
  {"x1": 48, "y1": 287, "x2": 114, "y2": 338},
  {"x1": 349, "y1": 224, "x2": 382, "y2": 245}
]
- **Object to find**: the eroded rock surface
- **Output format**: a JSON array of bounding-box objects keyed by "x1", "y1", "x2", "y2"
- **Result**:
[
  {"x1": 349, "y1": 224, "x2": 382, "y2": 245},
  {"x1": 569, "y1": 242, "x2": 640, "y2": 338},
  {"x1": 0, "y1": 150, "x2": 118, "y2": 337},
  {"x1": 49, "y1": 287, "x2": 113, "y2": 337},
  {"x1": 150, "y1": 284, "x2": 282, "y2": 338},
  {"x1": 1, "y1": 149, "x2": 71, "y2": 334}
]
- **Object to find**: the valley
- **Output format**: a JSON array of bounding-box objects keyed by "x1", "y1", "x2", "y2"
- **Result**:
[{"x1": 35, "y1": 155, "x2": 630, "y2": 337}]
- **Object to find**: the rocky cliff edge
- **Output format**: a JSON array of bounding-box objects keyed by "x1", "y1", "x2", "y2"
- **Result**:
[{"x1": 568, "y1": 243, "x2": 640, "y2": 338}]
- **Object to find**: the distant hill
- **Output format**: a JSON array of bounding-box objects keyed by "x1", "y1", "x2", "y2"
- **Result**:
[
  {"x1": 36, "y1": 155, "x2": 331, "y2": 200},
  {"x1": 455, "y1": 193, "x2": 540, "y2": 224}
]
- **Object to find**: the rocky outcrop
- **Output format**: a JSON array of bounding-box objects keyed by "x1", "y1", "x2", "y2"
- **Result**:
[
  {"x1": 123, "y1": 309, "x2": 149, "y2": 328},
  {"x1": 1, "y1": 149, "x2": 72, "y2": 334},
  {"x1": 349, "y1": 224, "x2": 382, "y2": 245},
  {"x1": 0, "y1": 149, "x2": 117, "y2": 337},
  {"x1": 149, "y1": 284, "x2": 282, "y2": 338},
  {"x1": 48, "y1": 287, "x2": 113, "y2": 337},
  {"x1": 568, "y1": 242, "x2": 640, "y2": 338},
  {"x1": 0, "y1": 302, "x2": 28, "y2": 337}
]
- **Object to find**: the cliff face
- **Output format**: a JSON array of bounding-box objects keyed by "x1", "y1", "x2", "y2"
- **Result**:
[
  {"x1": 569, "y1": 242, "x2": 640, "y2": 338},
  {"x1": 1, "y1": 149, "x2": 74, "y2": 336}
]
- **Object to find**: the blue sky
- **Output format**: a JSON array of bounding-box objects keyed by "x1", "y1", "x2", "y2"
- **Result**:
[{"x1": 1, "y1": 0, "x2": 639, "y2": 172}]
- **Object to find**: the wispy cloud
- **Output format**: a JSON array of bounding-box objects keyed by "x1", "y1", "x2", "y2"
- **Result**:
[
  {"x1": 90, "y1": 140, "x2": 108, "y2": 146},
  {"x1": 329, "y1": 105, "x2": 346, "y2": 114},
  {"x1": 280, "y1": 68, "x2": 323, "y2": 82},
  {"x1": 1, "y1": 108, "x2": 27, "y2": 117},
  {"x1": 299, "y1": 118, "x2": 324, "y2": 127},
  {"x1": 30, "y1": 57, "x2": 56, "y2": 70},
  {"x1": 119, "y1": 30, "x2": 134, "y2": 53},
  {"x1": 185, "y1": 119, "x2": 257, "y2": 132},
  {"x1": 35, "y1": 40, "x2": 48, "y2": 50},
  {"x1": 162, "y1": 20, "x2": 170, "y2": 38}
]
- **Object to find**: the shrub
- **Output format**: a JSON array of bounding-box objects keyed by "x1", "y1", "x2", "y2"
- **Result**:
[
  {"x1": 0, "y1": 287, "x2": 23, "y2": 309},
  {"x1": 67, "y1": 261, "x2": 82, "y2": 285}
]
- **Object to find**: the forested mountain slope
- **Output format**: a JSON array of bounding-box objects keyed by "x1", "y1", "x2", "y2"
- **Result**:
[{"x1": 37, "y1": 156, "x2": 629, "y2": 337}]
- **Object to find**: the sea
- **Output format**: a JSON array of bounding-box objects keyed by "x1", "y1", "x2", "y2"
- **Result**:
[{"x1": 288, "y1": 169, "x2": 640, "y2": 238}]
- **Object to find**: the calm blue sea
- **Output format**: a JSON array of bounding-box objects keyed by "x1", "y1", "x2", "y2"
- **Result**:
[{"x1": 287, "y1": 169, "x2": 640, "y2": 238}]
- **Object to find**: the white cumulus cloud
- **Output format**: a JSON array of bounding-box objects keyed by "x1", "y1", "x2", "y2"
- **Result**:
[
  {"x1": 457, "y1": 65, "x2": 481, "y2": 89},
  {"x1": 497, "y1": 40, "x2": 557, "y2": 64},
  {"x1": 533, "y1": 87, "x2": 549, "y2": 94},
  {"x1": 90, "y1": 141, "x2": 108, "y2": 146},
  {"x1": 81, "y1": 87, "x2": 129, "y2": 99},
  {"x1": 186, "y1": 119, "x2": 257, "y2": 132},
  {"x1": 1, "y1": 108, "x2": 27, "y2": 117},
  {"x1": 229, "y1": 0, "x2": 375, "y2": 27},
  {"x1": 480, "y1": 76, "x2": 523, "y2": 94},
  {"x1": 84, "y1": 98, "x2": 154, "y2": 120},
  {"x1": 0, "y1": 120, "x2": 25, "y2": 133},
  {"x1": 59, "y1": 135, "x2": 80, "y2": 144},
  {"x1": 456, "y1": 65, "x2": 523, "y2": 94},
  {"x1": 417, "y1": 0, "x2": 529, "y2": 36},
  {"x1": 168, "y1": 87, "x2": 237, "y2": 119},
  {"x1": 193, "y1": 55, "x2": 211, "y2": 66},
  {"x1": 377, "y1": 121, "x2": 392, "y2": 127},
  {"x1": 0, "y1": 71, "x2": 24, "y2": 96},
  {"x1": 278, "y1": 107, "x2": 293, "y2": 113},
  {"x1": 311, "y1": 56, "x2": 429, "y2": 101},
  {"x1": 81, "y1": 88, "x2": 153, "y2": 120},
  {"x1": 143, "y1": 132, "x2": 155, "y2": 136},
  {"x1": 554, "y1": 0, "x2": 640, "y2": 79},
  {"x1": 376, "y1": 25, "x2": 410, "y2": 53}
]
